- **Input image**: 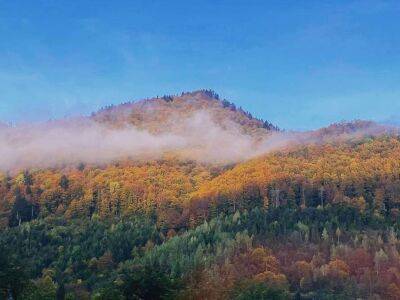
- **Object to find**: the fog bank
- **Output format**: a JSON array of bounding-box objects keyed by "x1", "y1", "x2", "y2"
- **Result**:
[{"x1": 0, "y1": 111, "x2": 394, "y2": 171}]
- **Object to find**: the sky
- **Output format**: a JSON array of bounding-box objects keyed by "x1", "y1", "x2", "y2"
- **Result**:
[{"x1": 0, "y1": 0, "x2": 399, "y2": 130}]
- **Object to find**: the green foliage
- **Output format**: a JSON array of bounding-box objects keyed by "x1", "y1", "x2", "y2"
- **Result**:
[
  {"x1": 21, "y1": 276, "x2": 58, "y2": 300},
  {"x1": 1, "y1": 202, "x2": 398, "y2": 299},
  {"x1": 232, "y1": 281, "x2": 290, "y2": 300},
  {"x1": 0, "y1": 242, "x2": 29, "y2": 299}
]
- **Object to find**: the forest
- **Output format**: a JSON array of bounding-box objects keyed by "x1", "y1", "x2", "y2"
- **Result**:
[
  {"x1": 1, "y1": 92, "x2": 400, "y2": 299},
  {"x1": 2, "y1": 136, "x2": 400, "y2": 299}
]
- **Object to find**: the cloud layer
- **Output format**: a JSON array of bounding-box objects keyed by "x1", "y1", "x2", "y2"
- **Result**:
[
  {"x1": 0, "y1": 111, "x2": 268, "y2": 171},
  {"x1": 0, "y1": 111, "x2": 395, "y2": 172}
]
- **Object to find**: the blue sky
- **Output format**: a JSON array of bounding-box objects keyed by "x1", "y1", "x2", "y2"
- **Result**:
[{"x1": 0, "y1": 0, "x2": 399, "y2": 130}]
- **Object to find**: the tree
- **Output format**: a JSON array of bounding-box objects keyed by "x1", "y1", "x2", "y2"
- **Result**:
[
  {"x1": 374, "y1": 249, "x2": 388, "y2": 276},
  {"x1": 9, "y1": 187, "x2": 35, "y2": 227},
  {"x1": 0, "y1": 243, "x2": 28, "y2": 299},
  {"x1": 23, "y1": 170, "x2": 33, "y2": 186},
  {"x1": 59, "y1": 174, "x2": 69, "y2": 190},
  {"x1": 23, "y1": 275, "x2": 58, "y2": 300},
  {"x1": 336, "y1": 228, "x2": 342, "y2": 244},
  {"x1": 233, "y1": 281, "x2": 289, "y2": 300},
  {"x1": 321, "y1": 228, "x2": 329, "y2": 242}
]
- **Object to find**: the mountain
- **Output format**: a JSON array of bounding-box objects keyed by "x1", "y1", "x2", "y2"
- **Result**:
[
  {"x1": 2, "y1": 91, "x2": 400, "y2": 299},
  {"x1": 0, "y1": 90, "x2": 281, "y2": 171},
  {"x1": 92, "y1": 89, "x2": 278, "y2": 135}
]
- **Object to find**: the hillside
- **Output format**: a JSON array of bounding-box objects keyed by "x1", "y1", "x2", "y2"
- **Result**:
[
  {"x1": 190, "y1": 136, "x2": 400, "y2": 221},
  {"x1": 2, "y1": 93, "x2": 400, "y2": 299}
]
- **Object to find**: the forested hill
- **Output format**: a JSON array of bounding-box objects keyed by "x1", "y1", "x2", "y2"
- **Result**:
[
  {"x1": 0, "y1": 90, "x2": 281, "y2": 171},
  {"x1": 91, "y1": 89, "x2": 279, "y2": 135},
  {"x1": 2, "y1": 92, "x2": 400, "y2": 299}
]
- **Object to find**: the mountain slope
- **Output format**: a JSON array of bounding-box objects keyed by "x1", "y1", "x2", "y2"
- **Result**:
[
  {"x1": 189, "y1": 136, "x2": 400, "y2": 221},
  {"x1": 0, "y1": 93, "x2": 398, "y2": 229},
  {"x1": 3, "y1": 92, "x2": 400, "y2": 299}
]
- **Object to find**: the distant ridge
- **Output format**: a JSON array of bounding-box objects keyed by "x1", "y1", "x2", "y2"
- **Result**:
[{"x1": 310, "y1": 120, "x2": 398, "y2": 142}]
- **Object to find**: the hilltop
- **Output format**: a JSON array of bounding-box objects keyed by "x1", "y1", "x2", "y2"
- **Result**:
[
  {"x1": 0, "y1": 90, "x2": 284, "y2": 171},
  {"x1": 92, "y1": 89, "x2": 278, "y2": 135}
]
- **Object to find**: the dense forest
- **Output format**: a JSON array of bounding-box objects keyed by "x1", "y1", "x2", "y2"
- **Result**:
[{"x1": 1, "y1": 91, "x2": 400, "y2": 299}]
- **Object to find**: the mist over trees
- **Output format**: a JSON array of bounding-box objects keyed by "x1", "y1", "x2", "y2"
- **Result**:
[{"x1": 1, "y1": 92, "x2": 400, "y2": 299}]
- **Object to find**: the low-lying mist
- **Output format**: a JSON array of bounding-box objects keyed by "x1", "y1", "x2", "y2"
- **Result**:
[
  {"x1": 0, "y1": 110, "x2": 395, "y2": 171},
  {"x1": 0, "y1": 111, "x2": 262, "y2": 171}
]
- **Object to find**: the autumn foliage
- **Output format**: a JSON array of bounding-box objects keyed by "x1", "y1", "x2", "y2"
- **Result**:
[{"x1": 1, "y1": 94, "x2": 400, "y2": 299}]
